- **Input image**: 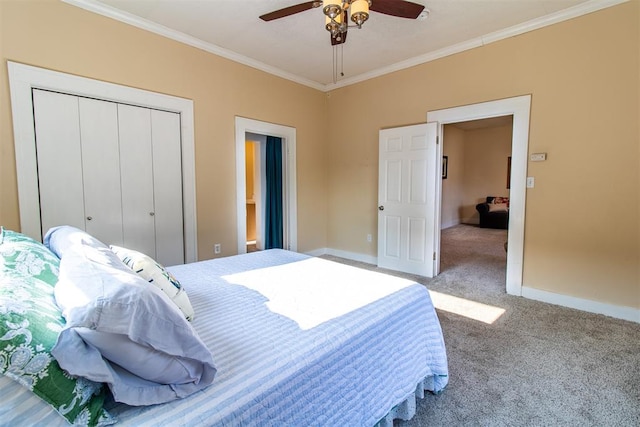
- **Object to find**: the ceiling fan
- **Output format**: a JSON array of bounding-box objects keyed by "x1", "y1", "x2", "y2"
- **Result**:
[{"x1": 260, "y1": 0, "x2": 425, "y2": 46}]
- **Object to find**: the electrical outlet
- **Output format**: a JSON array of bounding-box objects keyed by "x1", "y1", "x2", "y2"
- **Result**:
[
  {"x1": 367, "y1": 234, "x2": 372, "y2": 242},
  {"x1": 214, "y1": 243, "x2": 221, "y2": 254}
]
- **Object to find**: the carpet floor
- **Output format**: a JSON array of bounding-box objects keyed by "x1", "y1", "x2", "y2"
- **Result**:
[{"x1": 322, "y1": 224, "x2": 640, "y2": 426}]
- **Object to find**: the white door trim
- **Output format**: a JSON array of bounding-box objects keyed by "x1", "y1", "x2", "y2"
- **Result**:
[
  {"x1": 7, "y1": 61, "x2": 198, "y2": 263},
  {"x1": 235, "y1": 117, "x2": 297, "y2": 254},
  {"x1": 427, "y1": 95, "x2": 531, "y2": 296}
]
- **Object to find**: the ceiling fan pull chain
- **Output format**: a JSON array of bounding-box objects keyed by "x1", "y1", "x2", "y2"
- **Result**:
[{"x1": 333, "y1": 45, "x2": 337, "y2": 84}]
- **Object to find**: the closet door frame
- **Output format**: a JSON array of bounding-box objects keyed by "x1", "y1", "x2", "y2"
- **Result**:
[{"x1": 8, "y1": 61, "x2": 198, "y2": 263}]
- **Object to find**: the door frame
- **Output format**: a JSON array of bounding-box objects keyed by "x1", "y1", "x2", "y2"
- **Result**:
[
  {"x1": 7, "y1": 61, "x2": 198, "y2": 263},
  {"x1": 235, "y1": 117, "x2": 297, "y2": 254},
  {"x1": 427, "y1": 95, "x2": 531, "y2": 296}
]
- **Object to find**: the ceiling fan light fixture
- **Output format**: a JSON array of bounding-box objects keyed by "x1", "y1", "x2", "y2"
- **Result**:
[
  {"x1": 322, "y1": 0, "x2": 343, "y2": 19},
  {"x1": 261, "y1": 0, "x2": 426, "y2": 82},
  {"x1": 350, "y1": 0, "x2": 370, "y2": 27},
  {"x1": 325, "y1": 10, "x2": 346, "y2": 36}
]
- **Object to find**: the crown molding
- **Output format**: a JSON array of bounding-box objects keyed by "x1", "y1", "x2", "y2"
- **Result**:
[
  {"x1": 61, "y1": 0, "x2": 326, "y2": 91},
  {"x1": 482, "y1": 0, "x2": 628, "y2": 44},
  {"x1": 64, "y1": 0, "x2": 628, "y2": 93},
  {"x1": 323, "y1": 37, "x2": 485, "y2": 91},
  {"x1": 326, "y1": 0, "x2": 629, "y2": 90}
]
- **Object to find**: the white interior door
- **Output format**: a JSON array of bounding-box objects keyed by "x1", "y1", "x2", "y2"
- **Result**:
[
  {"x1": 33, "y1": 90, "x2": 86, "y2": 234},
  {"x1": 32, "y1": 89, "x2": 184, "y2": 265},
  {"x1": 78, "y1": 97, "x2": 124, "y2": 246},
  {"x1": 118, "y1": 104, "x2": 156, "y2": 257},
  {"x1": 151, "y1": 109, "x2": 185, "y2": 266},
  {"x1": 10, "y1": 61, "x2": 197, "y2": 264},
  {"x1": 377, "y1": 122, "x2": 438, "y2": 277}
]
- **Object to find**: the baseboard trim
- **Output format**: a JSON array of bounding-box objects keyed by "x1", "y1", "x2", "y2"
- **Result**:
[
  {"x1": 327, "y1": 248, "x2": 377, "y2": 265},
  {"x1": 440, "y1": 219, "x2": 461, "y2": 229},
  {"x1": 304, "y1": 248, "x2": 327, "y2": 257},
  {"x1": 522, "y1": 286, "x2": 640, "y2": 324},
  {"x1": 304, "y1": 247, "x2": 377, "y2": 265},
  {"x1": 303, "y1": 248, "x2": 639, "y2": 324}
]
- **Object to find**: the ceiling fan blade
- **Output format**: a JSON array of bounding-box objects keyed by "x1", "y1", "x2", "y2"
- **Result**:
[
  {"x1": 259, "y1": 1, "x2": 320, "y2": 21},
  {"x1": 370, "y1": 0, "x2": 425, "y2": 19}
]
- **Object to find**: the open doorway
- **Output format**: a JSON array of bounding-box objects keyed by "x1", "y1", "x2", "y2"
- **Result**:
[
  {"x1": 244, "y1": 132, "x2": 287, "y2": 252},
  {"x1": 235, "y1": 117, "x2": 297, "y2": 255},
  {"x1": 428, "y1": 95, "x2": 531, "y2": 297},
  {"x1": 439, "y1": 116, "x2": 513, "y2": 291}
]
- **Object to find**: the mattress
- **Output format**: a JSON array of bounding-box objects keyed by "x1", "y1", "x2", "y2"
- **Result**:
[{"x1": 1, "y1": 249, "x2": 448, "y2": 426}]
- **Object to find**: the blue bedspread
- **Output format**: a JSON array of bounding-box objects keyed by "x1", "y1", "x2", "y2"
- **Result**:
[{"x1": 1, "y1": 249, "x2": 448, "y2": 426}]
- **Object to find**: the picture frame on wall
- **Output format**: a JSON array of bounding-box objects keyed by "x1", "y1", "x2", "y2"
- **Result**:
[{"x1": 442, "y1": 156, "x2": 448, "y2": 179}]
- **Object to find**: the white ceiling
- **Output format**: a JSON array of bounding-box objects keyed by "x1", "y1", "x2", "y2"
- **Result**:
[{"x1": 67, "y1": 0, "x2": 622, "y2": 90}]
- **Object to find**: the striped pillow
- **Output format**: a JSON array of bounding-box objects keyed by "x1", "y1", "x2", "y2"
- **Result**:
[{"x1": 110, "y1": 245, "x2": 195, "y2": 321}]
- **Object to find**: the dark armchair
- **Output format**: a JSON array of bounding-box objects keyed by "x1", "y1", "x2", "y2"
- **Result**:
[{"x1": 475, "y1": 196, "x2": 509, "y2": 229}]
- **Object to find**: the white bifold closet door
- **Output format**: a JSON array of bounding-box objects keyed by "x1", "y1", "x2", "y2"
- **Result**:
[{"x1": 32, "y1": 89, "x2": 184, "y2": 266}]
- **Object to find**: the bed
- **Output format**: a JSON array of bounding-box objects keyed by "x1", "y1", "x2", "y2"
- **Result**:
[{"x1": 0, "y1": 226, "x2": 448, "y2": 426}]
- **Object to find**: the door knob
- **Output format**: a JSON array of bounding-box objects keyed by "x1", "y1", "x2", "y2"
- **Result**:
[
  {"x1": 378, "y1": 206, "x2": 384, "y2": 211},
  {"x1": 149, "y1": 212, "x2": 155, "y2": 216},
  {"x1": 86, "y1": 216, "x2": 92, "y2": 221}
]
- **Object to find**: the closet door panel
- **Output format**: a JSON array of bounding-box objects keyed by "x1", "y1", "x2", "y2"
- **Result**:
[
  {"x1": 118, "y1": 104, "x2": 156, "y2": 257},
  {"x1": 151, "y1": 109, "x2": 184, "y2": 265},
  {"x1": 78, "y1": 98, "x2": 123, "y2": 246},
  {"x1": 33, "y1": 90, "x2": 86, "y2": 236}
]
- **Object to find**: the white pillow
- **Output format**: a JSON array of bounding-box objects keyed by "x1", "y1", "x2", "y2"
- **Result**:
[
  {"x1": 44, "y1": 226, "x2": 216, "y2": 406},
  {"x1": 488, "y1": 203, "x2": 508, "y2": 212},
  {"x1": 110, "y1": 245, "x2": 195, "y2": 321}
]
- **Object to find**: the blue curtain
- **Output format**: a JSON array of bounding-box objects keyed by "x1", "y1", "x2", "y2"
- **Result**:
[{"x1": 265, "y1": 136, "x2": 283, "y2": 249}]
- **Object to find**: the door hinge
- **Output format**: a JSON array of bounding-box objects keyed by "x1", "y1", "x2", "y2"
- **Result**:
[
  {"x1": 433, "y1": 252, "x2": 436, "y2": 261},
  {"x1": 436, "y1": 136, "x2": 440, "y2": 145}
]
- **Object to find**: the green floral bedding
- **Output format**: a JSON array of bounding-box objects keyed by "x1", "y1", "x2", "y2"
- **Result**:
[{"x1": 0, "y1": 227, "x2": 114, "y2": 426}]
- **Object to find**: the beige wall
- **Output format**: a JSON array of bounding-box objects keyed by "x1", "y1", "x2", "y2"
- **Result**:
[
  {"x1": 0, "y1": 0, "x2": 328, "y2": 257},
  {"x1": 461, "y1": 125, "x2": 512, "y2": 223},
  {"x1": 441, "y1": 125, "x2": 465, "y2": 228},
  {"x1": 245, "y1": 142, "x2": 256, "y2": 242},
  {"x1": 245, "y1": 142, "x2": 255, "y2": 201},
  {"x1": 326, "y1": 2, "x2": 639, "y2": 309}
]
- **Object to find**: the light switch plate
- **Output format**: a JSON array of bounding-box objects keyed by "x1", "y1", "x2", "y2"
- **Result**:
[{"x1": 526, "y1": 177, "x2": 535, "y2": 188}]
